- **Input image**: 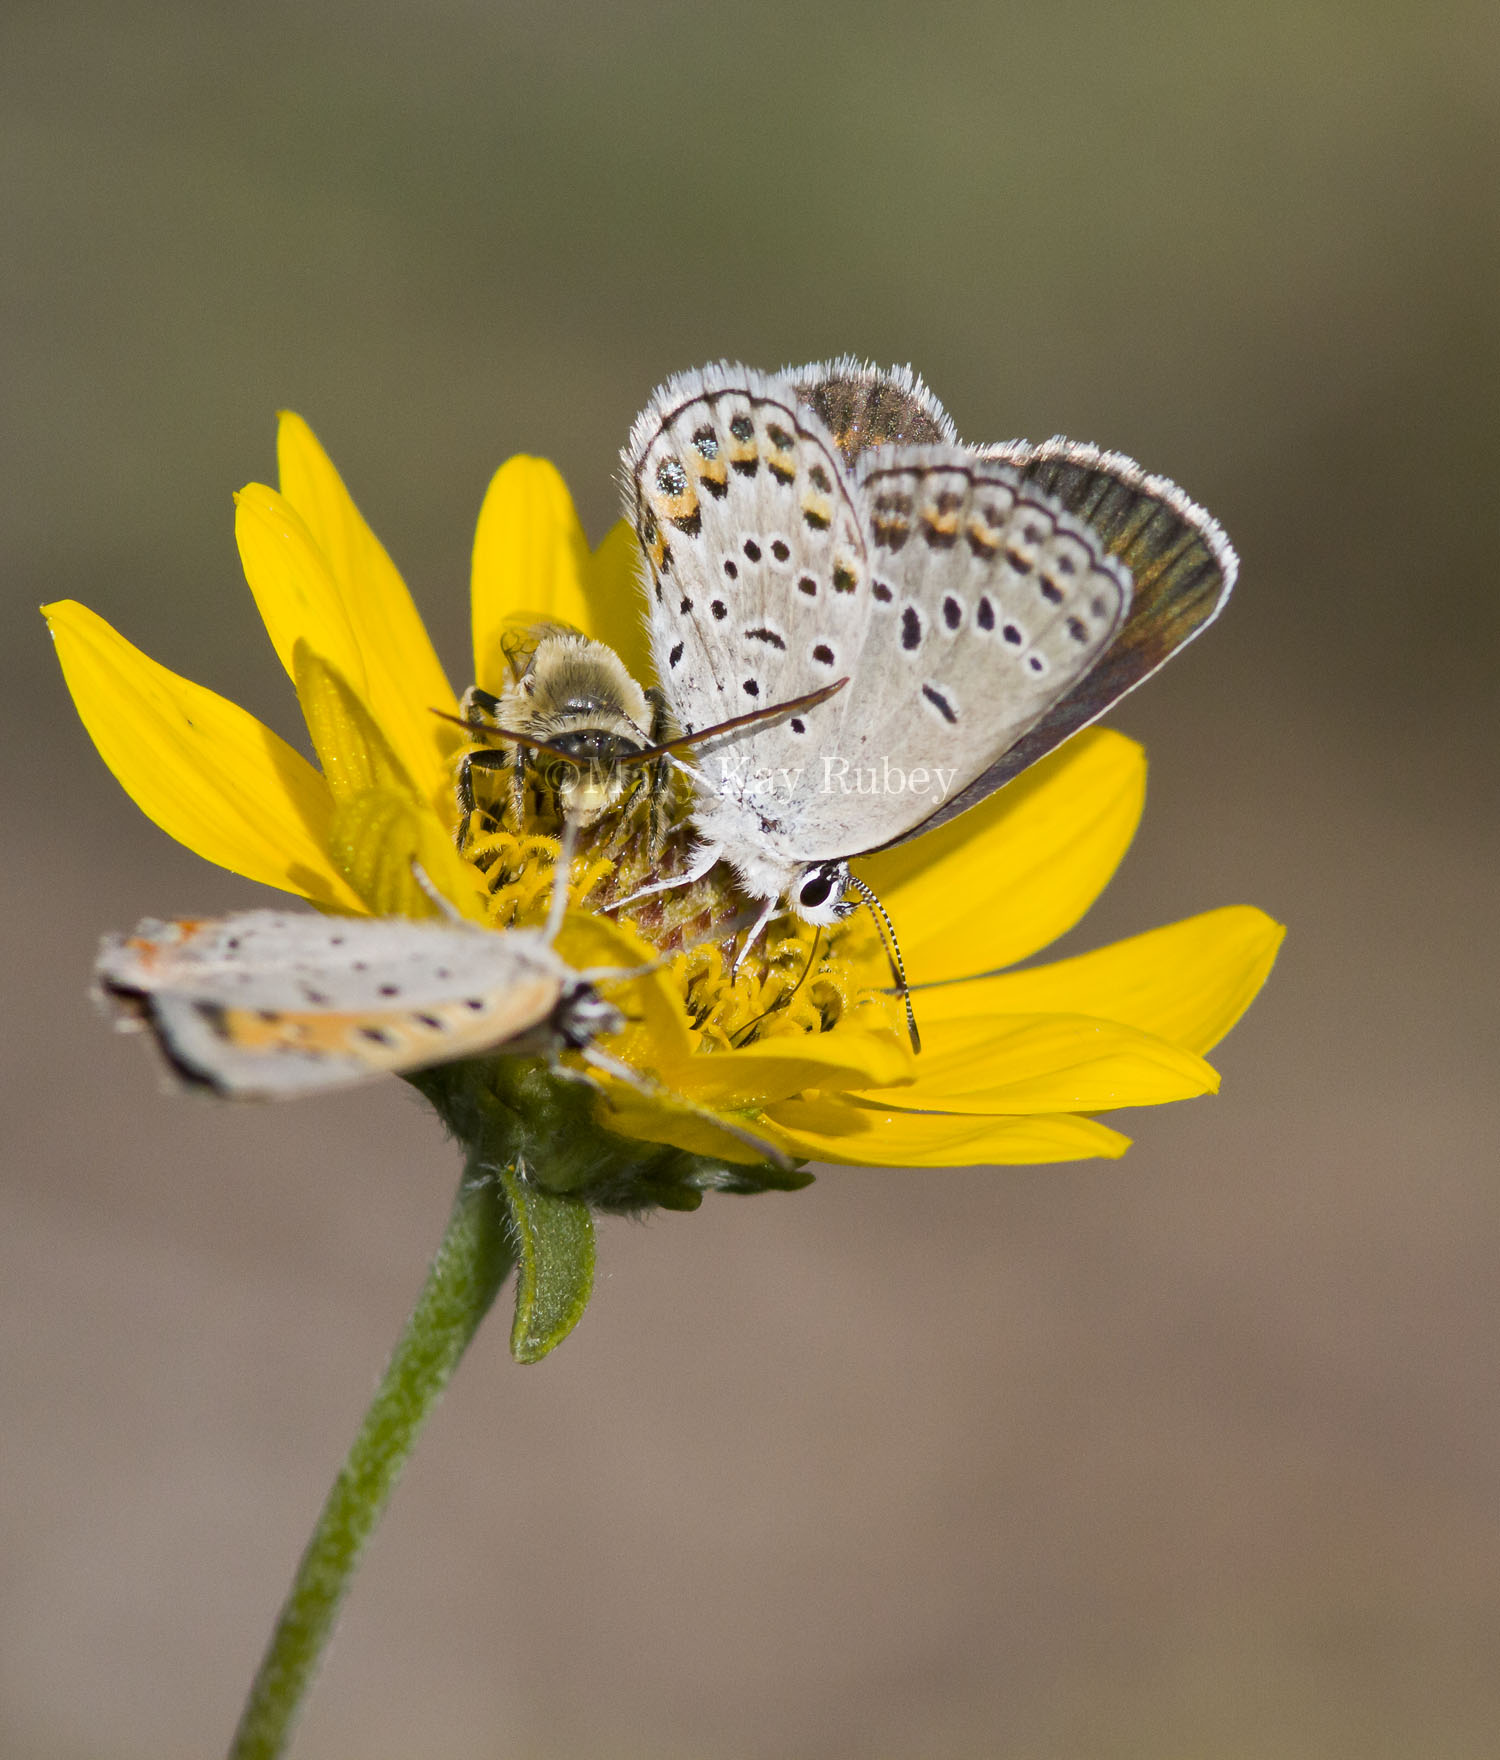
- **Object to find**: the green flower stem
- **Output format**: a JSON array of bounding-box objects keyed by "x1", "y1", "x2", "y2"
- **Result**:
[{"x1": 227, "y1": 1159, "x2": 517, "y2": 1760}]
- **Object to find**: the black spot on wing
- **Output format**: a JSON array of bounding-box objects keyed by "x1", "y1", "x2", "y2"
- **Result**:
[
  {"x1": 901, "y1": 606, "x2": 921, "y2": 650},
  {"x1": 922, "y1": 684, "x2": 958, "y2": 724}
]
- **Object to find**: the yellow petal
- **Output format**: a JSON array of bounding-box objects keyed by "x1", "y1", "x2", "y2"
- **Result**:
[
  {"x1": 235, "y1": 483, "x2": 367, "y2": 691},
  {"x1": 470, "y1": 456, "x2": 595, "y2": 693},
  {"x1": 324, "y1": 790, "x2": 485, "y2": 922},
  {"x1": 276, "y1": 410, "x2": 458, "y2": 731},
  {"x1": 914, "y1": 907, "x2": 1286, "y2": 1056},
  {"x1": 554, "y1": 913, "x2": 697, "y2": 1067},
  {"x1": 592, "y1": 1083, "x2": 782, "y2": 1169},
  {"x1": 470, "y1": 459, "x2": 653, "y2": 693},
  {"x1": 292, "y1": 641, "x2": 420, "y2": 801},
  {"x1": 885, "y1": 1012, "x2": 1218, "y2": 1113},
  {"x1": 292, "y1": 646, "x2": 484, "y2": 919},
  {"x1": 664, "y1": 1025, "x2": 917, "y2": 1111},
  {"x1": 860, "y1": 729, "x2": 1146, "y2": 984},
  {"x1": 585, "y1": 518, "x2": 656, "y2": 685},
  {"x1": 236, "y1": 483, "x2": 456, "y2": 814},
  {"x1": 43, "y1": 600, "x2": 357, "y2": 909},
  {"x1": 759, "y1": 1095, "x2": 1131, "y2": 1167}
]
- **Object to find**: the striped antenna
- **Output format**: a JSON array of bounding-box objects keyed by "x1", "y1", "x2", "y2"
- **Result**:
[{"x1": 846, "y1": 875, "x2": 920, "y2": 1054}]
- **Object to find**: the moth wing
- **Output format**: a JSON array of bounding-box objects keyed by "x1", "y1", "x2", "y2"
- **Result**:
[
  {"x1": 889, "y1": 438, "x2": 1238, "y2": 838},
  {"x1": 98, "y1": 911, "x2": 568, "y2": 1098}
]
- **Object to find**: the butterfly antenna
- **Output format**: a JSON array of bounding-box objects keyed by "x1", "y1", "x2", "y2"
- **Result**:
[
  {"x1": 544, "y1": 816, "x2": 579, "y2": 944},
  {"x1": 846, "y1": 875, "x2": 920, "y2": 1054}
]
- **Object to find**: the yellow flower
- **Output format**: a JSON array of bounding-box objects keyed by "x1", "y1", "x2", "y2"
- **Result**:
[{"x1": 44, "y1": 413, "x2": 1281, "y2": 1179}]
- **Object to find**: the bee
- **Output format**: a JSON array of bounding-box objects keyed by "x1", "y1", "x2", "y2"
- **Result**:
[
  {"x1": 452, "y1": 627, "x2": 678, "y2": 851},
  {"x1": 448, "y1": 623, "x2": 849, "y2": 860}
]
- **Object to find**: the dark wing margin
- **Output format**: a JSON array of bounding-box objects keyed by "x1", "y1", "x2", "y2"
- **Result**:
[{"x1": 872, "y1": 436, "x2": 1238, "y2": 845}]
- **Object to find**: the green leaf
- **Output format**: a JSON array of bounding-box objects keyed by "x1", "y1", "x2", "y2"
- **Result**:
[{"x1": 498, "y1": 1163, "x2": 596, "y2": 1363}]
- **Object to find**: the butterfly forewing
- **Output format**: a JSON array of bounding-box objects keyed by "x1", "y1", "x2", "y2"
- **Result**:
[{"x1": 629, "y1": 366, "x2": 871, "y2": 756}]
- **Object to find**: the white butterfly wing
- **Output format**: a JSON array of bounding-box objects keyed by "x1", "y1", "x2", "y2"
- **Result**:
[
  {"x1": 805, "y1": 446, "x2": 1131, "y2": 855},
  {"x1": 629, "y1": 365, "x2": 870, "y2": 752},
  {"x1": 634, "y1": 370, "x2": 1131, "y2": 864},
  {"x1": 98, "y1": 911, "x2": 569, "y2": 1096},
  {"x1": 905, "y1": 435, "x2": 1236, "y2": 832}
]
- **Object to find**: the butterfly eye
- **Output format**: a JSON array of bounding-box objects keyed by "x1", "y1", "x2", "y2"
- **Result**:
[{"x1": 798, "y1": 865, "x2": 841, "y2": 910}]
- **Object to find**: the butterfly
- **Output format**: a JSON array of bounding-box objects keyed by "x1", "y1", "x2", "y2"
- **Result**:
[
  {"x1": 95, "y1": 872, "x2": 790, "y2": 1167},
  {"x1": 621, "y1": 359, "x2": 1237, "y2": 950},
  {"x1": 95, "y1": 906, "x2": 620, "y2": 1099}
]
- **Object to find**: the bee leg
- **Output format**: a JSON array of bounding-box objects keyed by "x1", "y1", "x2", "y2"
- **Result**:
[
  {"x1": 644, "y1": 687, "x2": 679, "y2": 859},
  {"x1": 454, "y1": 746, "x2": 513, "y2": 851},
  {"x1": 459, "y1": 683, "x2": 504, "y2": 723}
]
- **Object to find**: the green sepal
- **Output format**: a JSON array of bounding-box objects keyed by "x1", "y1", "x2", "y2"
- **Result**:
[
  {"x1": 498, "y1": 1163, "x2": 595, "y2": 1363},
  {"x1": 411, "y1": 1058, "x2": 813, "y2": 1214}
]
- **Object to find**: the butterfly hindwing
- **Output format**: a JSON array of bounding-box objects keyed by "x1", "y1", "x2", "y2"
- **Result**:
[
  {"x1": 789, "y1": 356, "x2": 956, "y2": 465},
  {"x1": 98, "y1": 911, "x2": 569, "y2": 1096},
  {"x1": 906, "y1": 438, "x2": 1238, "y2": 833}
]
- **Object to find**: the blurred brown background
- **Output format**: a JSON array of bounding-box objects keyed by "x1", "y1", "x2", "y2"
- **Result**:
[{"x1": 4, "y1": 4, "x2": 1499, "y2": 1756}]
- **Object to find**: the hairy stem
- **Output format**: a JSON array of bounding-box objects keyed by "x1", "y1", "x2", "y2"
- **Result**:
[{"x1": 227, "y1": 1160, "x2": 516, "y2": 1760}]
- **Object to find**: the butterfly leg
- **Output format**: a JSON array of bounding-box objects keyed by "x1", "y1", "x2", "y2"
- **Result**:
[
  {"x1": 729, "y1": 893, "x2": 781, "y2": 976},
  {"x1": 603, "y1": 841, "x2": 723, "y2": 914}
]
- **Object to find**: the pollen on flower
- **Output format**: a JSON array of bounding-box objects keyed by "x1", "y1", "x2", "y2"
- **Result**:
[{"x1": 456, "y1": 777, "x2": 895, "y2": 1052}]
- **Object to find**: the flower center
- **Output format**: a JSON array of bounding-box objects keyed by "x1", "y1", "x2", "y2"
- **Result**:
[{"x1": 457, "y1": 779, "x2": 894, "y2": 1050}]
